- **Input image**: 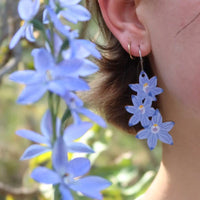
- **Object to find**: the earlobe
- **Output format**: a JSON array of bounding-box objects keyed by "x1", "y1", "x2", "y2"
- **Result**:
[{"x1": 98, "y1": 0, "x2": 151, "y2": 56}]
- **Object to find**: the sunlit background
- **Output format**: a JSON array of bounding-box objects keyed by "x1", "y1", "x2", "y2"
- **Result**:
[{"x1": 0, "y1": 0, "x2": 161, "y2": 199}]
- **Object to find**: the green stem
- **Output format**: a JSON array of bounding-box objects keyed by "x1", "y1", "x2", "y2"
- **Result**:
[
  {"x1": 61, "y1": 108, "x2": 71, "y2": 135},
  {"x1": 48, "y1": 92, "x2": 57, "y2": 142},
  {"x1": 53, "y1": 185, "x2": 61, "y2": 200}
]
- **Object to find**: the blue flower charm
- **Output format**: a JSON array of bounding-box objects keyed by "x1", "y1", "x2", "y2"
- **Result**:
[
  {"x1": 136, "y1": 110, "x2": 174, "y2": 150},
  {"x1": 9, "y1": 0, "x2": 40, "y2": 49},
  {"x1": 129, "y1": 71, "x2": 163, "y2": 101},
  {"x1": 125, "y1": 95, "x2": 155, "y2": 127},
  {"x1": 31, "y1": 137, "x2": 111, "y2": 200}
]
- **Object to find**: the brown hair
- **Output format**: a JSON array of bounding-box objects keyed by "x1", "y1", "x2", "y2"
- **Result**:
[{"x1": 85, "y1": 1, "x2": 153, "y2": 134}]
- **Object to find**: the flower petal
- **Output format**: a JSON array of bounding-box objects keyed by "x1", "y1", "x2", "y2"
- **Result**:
[
  {"x1": 66, "y1": 158, "x2": 91, "y2": 178},
  {"x1": 16, "y1": 129, "x2": 49, "y2": 145},
  {"x1": 59, "y1": 185, "x2": 73, "y2": 200},
  {"x1": 31, "y1": 166, "x2": 61, "y2": 184},
  {"x1": 79, "y1": 108, "x2": 106, "y2": 128},
  {"x1": 147, "y1": 134, "x2": 158, "y2": 150},
  {"x1": 161, "y1": 121, "x2": 175, "y2": 132},
  {"x1": 64, "y1": 122, "x2": 92, "y2": 142},
  {"x1": 31, "y1": 48, "x2": 55, "y2": 72},
  {"x1": 128, "y1": 115, "x2": 140, "y2": 126},
  {"x1": 41, "y1": 110, "x2": 53, "y2": 139},
  {"x1": 70, "y1": 176, "x2": 111, "y2": 200},
  {"x1": 52, "y1": 137, "x2": 68, "y2": 176},
  {"x1": 152, "y1": 109, "x2": 163, "y2": 125},
  {"x1": 68, "y1": 142, "x2": 94, "y2": 154},
  {"x1": 158, "y1": 131, "x2": 174, "y2": 145},
  {"x1": 9, "y1": 70, "x2": 36, "y2": 84},
  {"x1": 129, "y1": 84, "x2": 140, "y2": 93},
  {"x1": 60, "y1": 5, "x2": 90, "y2": 24},
  {"x1": 149, "y1": 76, "x2": 157, "y2": 87},
  {"x1": 125, "y1": 106, "x2": 136, "y2": 114},
  {"x1": 17, "y1": 84, "x2": 47, "y2": 104},
  {"x1": 140, "y1": 116, "x2": 150, "y2": 128},
  {"x1": 136, "y1": 129, "x2": 150, "y2": 140},
  {"x1": 25, "y1": 24, "x2": 35, "y2": 42},
  {"x1": 20, "y1": 144, "x2": 50, "y2": 160},
  {"x1": 139, "y1": 71, "x2": 149, "y2": 84},
  {"x1": 9, "y1": 25, "x2": 25, "y2": 49}
]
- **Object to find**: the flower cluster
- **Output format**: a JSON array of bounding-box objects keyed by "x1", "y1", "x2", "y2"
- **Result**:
[
  {"x1": 10, "y1": 0, "x2": 110, "y2": 199},
  {"x1": 126, "y1": 71, "x2": 174, "y2": 150}
]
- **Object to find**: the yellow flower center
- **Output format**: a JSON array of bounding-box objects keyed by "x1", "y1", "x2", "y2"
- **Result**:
[{"x1": 20, "y1": 20, "x2": 25, "y2": 27}]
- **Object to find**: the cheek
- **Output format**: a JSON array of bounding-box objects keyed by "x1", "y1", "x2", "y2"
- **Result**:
[{"x1": 146, "y1": 0, "x2": 200, "y2": 114}]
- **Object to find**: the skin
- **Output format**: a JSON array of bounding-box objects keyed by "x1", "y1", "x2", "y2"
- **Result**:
[{"x1": 98, "y1": 0, "x2": 200, "y2": 199}]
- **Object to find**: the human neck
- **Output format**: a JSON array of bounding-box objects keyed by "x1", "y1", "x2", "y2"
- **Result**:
[{"x1": 143, "y1": 90, "x2": 200, "y2": 200}]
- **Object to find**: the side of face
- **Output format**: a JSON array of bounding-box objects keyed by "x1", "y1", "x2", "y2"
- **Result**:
[
  {"x1": 98, "y1": 0, "x2": 200, "y2": 117},
  {"x1": 141, "y1": 0, "x2": 200, "y2": 116}
]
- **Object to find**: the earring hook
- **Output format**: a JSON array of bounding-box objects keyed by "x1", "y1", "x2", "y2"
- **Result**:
[
  {"x1": 138, "y1": 45, "x2": 144, "y2": 71},
  {"x1": 128, "y1": 43, "x2": 134, "y2": 60}
]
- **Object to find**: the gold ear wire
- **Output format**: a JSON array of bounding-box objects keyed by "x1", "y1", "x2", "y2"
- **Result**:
[{"x1": 128, "y1": 43, "x2": 134, "y2": 60}]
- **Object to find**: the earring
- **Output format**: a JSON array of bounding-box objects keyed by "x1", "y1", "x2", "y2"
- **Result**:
[
  {"x1": 125, "y1": 45, "x2": 174, "y2": 150},
  {"x1": 128, "y1": 43, "x2": 134, "y2": 60}
]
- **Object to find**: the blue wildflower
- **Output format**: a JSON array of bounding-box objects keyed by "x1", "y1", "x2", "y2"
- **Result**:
[
  {"x1": 125, "y1": 95, "x2": 155, "y2": 127},
  {"x1": 31, "y1": 137, "x2": 111, "y2": 200},
  {"x1": 136, "y1": 109, "x2": 174, "y2": 150},
  {"x1": 63, "y1": 92, "x2": 106, "y2": 128},
  {"x1": 9, "y1": 0, "x2": 40, "y2": 49},
  {"x1": 17, "y1": 110, "x2": 94, "y2": 160},
  {"x1": 10, "y1": 48, "x2": 89, "y2": 104},
  {"x1": 16, "y1": 110, "x2": 60, "y2": 160},
  {"x1": 129, "y1": 71, "x2": 163, "y2": 101},
  {"x1": 49, "y1": 0, "x2": 91, "y2": 24}
]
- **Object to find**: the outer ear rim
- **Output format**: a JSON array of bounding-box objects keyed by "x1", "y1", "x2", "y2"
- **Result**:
[{"x1": 98, "y1": 0, "x2": 151, "y2": 57}]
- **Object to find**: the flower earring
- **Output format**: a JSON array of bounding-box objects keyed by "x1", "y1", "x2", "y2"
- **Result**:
[{"x1": 125, "y1": 45, "x2": 174, "y2": 150}]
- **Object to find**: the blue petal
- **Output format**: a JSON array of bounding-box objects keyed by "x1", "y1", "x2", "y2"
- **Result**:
[
  {"x1": 68, "y1": 142, "x2": 94, "y2": 154},
  {"x1": 52, "y1": 137, "x2": 68, "y2": 176},
  {"x1": 152, "y1": 109, "x2": 163, "y2": 125},
  {"x1": 64, "y1": 122, "x2": 92, "y2": 142},
  {"x1": 32, "y1": 48, "x2": 55, "y2": 72},
  {"x1": 147, "y1": 134, "x2": 158, "y2": 150},
  {"x1": 25, "y1": 24, "x2": 35, "y2": 42},
  {"x1": 66, "y1": 158, "x2": 91, "y2": 178},
  {"x1": 60, "y1": 5, "x2": 91, "y2": 24},
  {"x1": 48, "y1": 81, "x2": 68, "y2": 96},
  {"x1": 43, "y1": 8, "x2": 49, "y2": 24},
  {"x1": 149, "y1": 76, "x2": 157, "y2": 87},
  {"x1": 9, "y1": 25, "x2": 25, "y2": 49},
  {"x1": 131, "y1": 95, "x2": 141, "y2": 107},
  {"x1": 76, "y1": 60, "x2": 99, "y2": 76},
  {"x1": 161, "y1": 121, "x2": 175, "y2": 132},
  {"x1": 9, "y1": 70, "x2": 36, "y2": 84},
  {"x1": 158, "y1": 131, "x2": 174, "y2": 145},
  {"x1": 70, "y1": 176, "x2": 111, "y2": 200},
  {"x1": 151, "y1": 87, "x2": 163, "y2": 96},
  {"x1": 70, "y1": 39, "x2": 101, "y2": 59},
  {"x1": 145, "y1": 107, "x2": 155, "y2": 116},
  {"x1": 17, "y1": 84, "x2": 47, "y2": 104},
  {"x1": 79, "y1": 108, "x2": 107, "y2": 128},
  {"x1": 56, "y1": 59, "x2": 82, "y2": 75},
  {"x1": 18, "y1": 0, "x2": 37, "y2": 21},
  {"x1": 16, "y1": 129, "x2": 49, "y2": 145},
  {"x1": 59, "y1": 0, "x2": 82, "y2": 6},
  {"x1": 20, "y1": 144, "x2": 50, "y2": 160},
  {"x1": 129, "y1": 84, "x2": 140, "y2": 93},
  {"x1": 41, "y1": 110, "x2": 53, "y2": 139},
  {"x1": 139, "y1": 71, "x2": 149, "y2": 84},
  {"x1": 136, "y1": 129, "x2": 150, "y2": 139},
  {"x1": 46, "y1": 7, "x2": 70, "y2": 37},
  {"x1": 125, "y1": 106, "x2": 136, "y2": 114},
  {"x1": 128, "y1": 115, "x2": 140, "y2": 126},
  {"x1": 61, "y1": 77, "x2": 90, "y2": 91},
  {"x1": 140, "y1": 116, "x2": 150, "y2": 128},
  {"x1": 31, "y1": 166, "x2": 61, "y2": 184},
  {"x1": 59, "y1": 185, "x2": 73, "y2": 200}
]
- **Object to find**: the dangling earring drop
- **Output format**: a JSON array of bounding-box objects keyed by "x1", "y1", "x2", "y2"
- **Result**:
[{"x1": 125, "y1": 45, "x2": 174, "y2": 150}]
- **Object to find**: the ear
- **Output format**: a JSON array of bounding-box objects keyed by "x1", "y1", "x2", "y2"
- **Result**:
[{"x1": 98, "y1": 0, "x2": 151, "y2": 57}]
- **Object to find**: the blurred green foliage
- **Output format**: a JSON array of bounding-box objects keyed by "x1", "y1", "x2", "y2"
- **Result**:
[{"x1": 0, "y1": 0, "x2": 162, "y2": 199}]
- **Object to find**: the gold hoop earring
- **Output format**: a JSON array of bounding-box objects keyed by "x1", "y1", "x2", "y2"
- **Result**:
[{"x1": 128, "y1": 43, "x2": 134, "y2": 60}]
